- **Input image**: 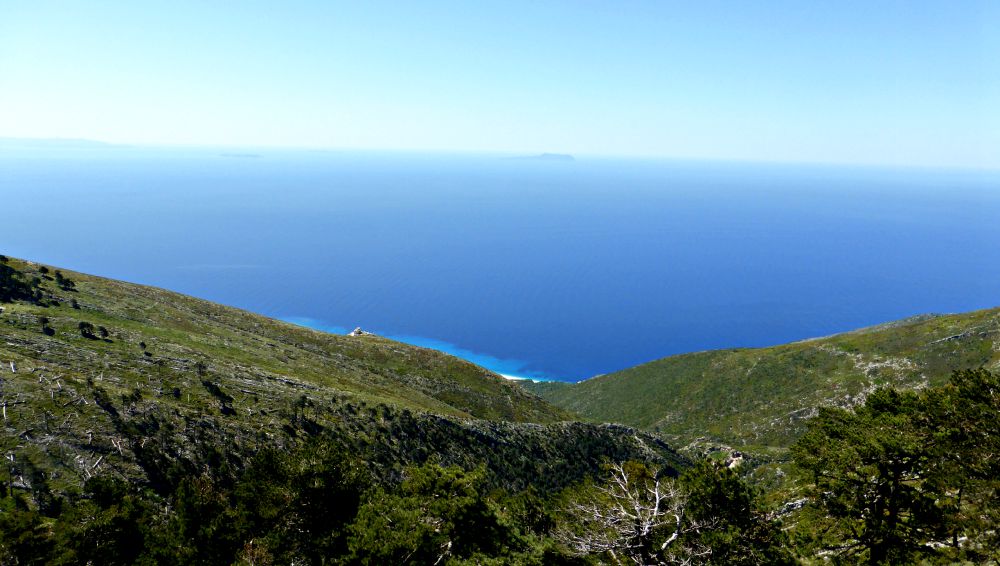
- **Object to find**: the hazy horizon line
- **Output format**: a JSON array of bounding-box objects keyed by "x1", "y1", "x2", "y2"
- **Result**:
[{"x1": 2, "y1": 135, "x2": 997, "y2": 173}]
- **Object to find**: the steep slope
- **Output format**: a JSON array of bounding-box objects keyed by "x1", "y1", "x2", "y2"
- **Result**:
[
  {"x1": 0, "y1": 256, "x2": 687, "y2": 499},
  {"x1": 527, "y1": 309, "x2": 1000, "y2": 447},
  {"x1": 0, "y1": 256, "x2": 566, "y2": 423}
]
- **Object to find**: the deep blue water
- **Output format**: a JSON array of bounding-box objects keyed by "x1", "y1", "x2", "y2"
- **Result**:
[{"x1": 3, "y1": 146, "x2": 999, "y2": 381}]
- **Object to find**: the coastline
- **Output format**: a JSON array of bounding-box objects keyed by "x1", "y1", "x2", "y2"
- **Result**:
[{"x1": 281, "y1": 316, "x2": 559, "y2": 383}]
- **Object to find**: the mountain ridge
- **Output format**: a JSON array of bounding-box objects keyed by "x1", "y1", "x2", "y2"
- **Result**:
[
  {"x1": 0, "y1": 255, "x2": 688, "y2": 501},
  {"x1": 525, "y1": 304, "x2": 1000, "y2": 448}
]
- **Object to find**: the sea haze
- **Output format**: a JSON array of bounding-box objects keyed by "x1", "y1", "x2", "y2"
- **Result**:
[{"x1": 3, "y1": 146, "x2": 999, "y2": 381}]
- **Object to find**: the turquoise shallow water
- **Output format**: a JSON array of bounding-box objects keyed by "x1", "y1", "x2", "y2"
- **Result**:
[
  {"x1": 281, "y1": 316, "x2": 554, "y2": 381},
  {"x1": 3, "y1": 147, "x2": 999, "y2": 381}
]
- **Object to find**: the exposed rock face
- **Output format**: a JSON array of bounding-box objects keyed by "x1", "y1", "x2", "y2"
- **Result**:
[
  {"x1": 725, "y1": 451, "x2": 744, "y2": 469},
  {"x1": 348, "y1": 327, "x2": 374, "y2": 337}
]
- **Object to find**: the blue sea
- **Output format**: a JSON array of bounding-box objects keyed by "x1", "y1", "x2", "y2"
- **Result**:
[{"x1": 3, "y1": 145, "x2": 999, "y2": 381}]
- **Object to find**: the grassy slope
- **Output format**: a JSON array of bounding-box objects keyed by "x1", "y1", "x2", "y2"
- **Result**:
[
  {"x1": 527, "y1": 309, "x2": 1000, "y2": 447},
  {"x1": 0, "y1": 258, "x2": 693, "y2": 498},
  {"x1": 0, "y1": 257, "x2": 567, "y2": 423}
]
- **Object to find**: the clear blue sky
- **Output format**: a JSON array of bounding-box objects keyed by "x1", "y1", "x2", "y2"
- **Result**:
[{"x1": 2, "y1": 1, "x2": 997, "y2": 168}]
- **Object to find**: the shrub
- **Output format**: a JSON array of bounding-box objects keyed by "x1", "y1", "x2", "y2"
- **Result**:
[{"x1": 78, "y1": 322, "x2": 95, "y2": 339}]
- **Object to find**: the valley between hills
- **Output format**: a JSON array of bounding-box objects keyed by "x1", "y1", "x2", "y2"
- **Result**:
[
  {"x1": 1, "y1": 254, "x2": 997, "y2": 564},
  {"x1": 0, "y1": 255, "x2": 684, "y2": 496}
]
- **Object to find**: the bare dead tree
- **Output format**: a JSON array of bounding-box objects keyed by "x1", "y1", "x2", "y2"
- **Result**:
[{"x1": 556, "y1": 461, "x2": 712, "y2": 566}]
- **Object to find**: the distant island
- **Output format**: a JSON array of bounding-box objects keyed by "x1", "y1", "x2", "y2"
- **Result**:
[{"x1": 508, "y1": 152, "x2": 575, "y2": 162}]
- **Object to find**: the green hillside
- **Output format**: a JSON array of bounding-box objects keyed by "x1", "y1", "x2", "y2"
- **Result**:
[
  {"x1": 0, "y1": 255, "x2": 686, "y2": 499},
  {"x1": 0, "y1": 256, "x2": 567, "y2": 422},
  {"x1": 526, "y1": 308, "x2": 1000, "y2": 447},
  {"x1": 4, "y1": 254, "x2": 998, "y2": 564}
]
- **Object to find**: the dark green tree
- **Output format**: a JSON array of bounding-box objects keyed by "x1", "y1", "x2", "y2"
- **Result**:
[
  {"x1": 52, "y1": 477, "x2": 162, "y2": 566},
  {"x1": 0, "y1": 263, "x2": 37, "y2": 303},
  {"x1": 54, "y1": 270, "x2": 76, "y2": 290},
  {"x1": 347, "y1": 462, "x2": 519, "y2": 564},
  {"x1": 919, "y1": 368, "x2": 1000, "y2": 562},
  {"x1": 78, "y1": 321, "x2": 96, "y2": 339},
  {"x1": 793, "y1": 371, "x2": 1000, "y2": 564},
  {"x1": 256, "y1": 440, "x2": 364, "y2": 562},
  {"x1": 679, "y1": 461, "x2": 794, "y2": 565},
  {"x1": 0, "y1": 505, "x2": 55, "y2": 565},
  {"x1": 39, "y1": 316, "x2": 55, "y2": 336}
]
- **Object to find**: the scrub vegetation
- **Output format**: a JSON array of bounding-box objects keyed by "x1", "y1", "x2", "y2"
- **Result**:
[
  {"x1": 527, "y1": 309, "x2": 1000, "y2": 448},
  {"x1": 1, "y1": 256, "x2": 998, "y2": 564}
]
